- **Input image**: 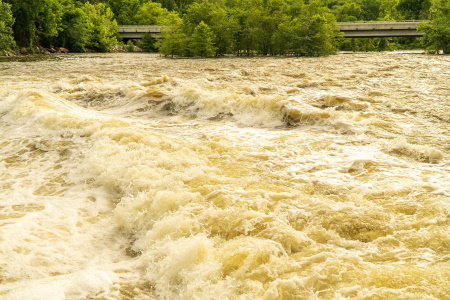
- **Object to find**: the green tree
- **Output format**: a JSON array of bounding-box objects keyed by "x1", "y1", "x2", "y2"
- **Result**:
[
  {"x1": 302, "y1": 2, "x2": 340, "y2": 55},
  {"x1": 184, "y1": 1, "x2": 237, "y2": 55},
  {"x1": 57, "y1": 1, "x2": 90, "y2": 52},
  {"x1": 396, "y1": 0, "x2": 431, "y2": 20},
  {"x1": 82, "y1": 2, "x2": 118, "y2": 52},
  {"x1": 156, "y1": 23, "x2": 188, "y2": 56},
  {"x1": 134, "y1": 1, "x2": 181, "y2": 25},
  {"x1": 0, "y1": 0, "x2": 16, "y2": 53},
  {"x1": 419, "y1": 0, "x2": 450, "y2": 54},
  {"x1": 379, "y1": 0, "x2": 400, "y2": 20},
  {"x1": 227, "y1": 1, "x2": 257, "y2": 55},
  {"x1": 359, "y1": 0, "x2": 382, "y2": 20},
  {"x1": 250, "y1": 1, "x2": 285, "y2": 55},
  {"x1": 136, "y1": 0, "x2": 196, "y2": 12},
  {"x1": 281, "y1": 0, "x2": 305, "y2": 17},
  {"x1": 227, "y1": 0, "x2": 287, "y2": 55},
  {"x1": 190, "y1": 21, "x2": 216, "y2": 57},
  {"x1": 334, "y1": 2, "x2": 363, "y2": 21},
  {"x1": 152, "y1": 0, "x2": 178, "y2": 11},
  {"x1": 304, "y1": 14, "x2": 339, "y2": 55},
  {"x1": 273, "y1": 1, "x2": 339, "y2": 56},
  {"x1": 108, "y1": 0, "x2": 145, "y2": 24},
  {"x1": 273, "y1": 16, "x2": 307, "y2": 55},
  {"x1": 5, "y1": 0, "x2": 63, "y2": 48},
  {"x1": 154, "y1": 0, "x2": 338, "y2": 57},
  {"x1": 140, "y1": 32, "x2": 156, "y2": 51},
  {"x1": 173, "y1": 0, "x2": 196, "y2": 12},
  {"x1": 126, "y1": 39, "x2": 135, "y2": 51}
]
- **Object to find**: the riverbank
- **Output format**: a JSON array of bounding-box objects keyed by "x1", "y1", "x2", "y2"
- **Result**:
[
  {"x1": 2, "y1": 46, "x2": 69, "y2": 56},
  {"x1": 1, "y1": 44, "x2": 148, "y2": 57}
]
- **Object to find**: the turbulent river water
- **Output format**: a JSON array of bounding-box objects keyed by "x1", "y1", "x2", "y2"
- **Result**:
[{"x1": 0, "y1": 52, "x2": 449, "y2": 299}]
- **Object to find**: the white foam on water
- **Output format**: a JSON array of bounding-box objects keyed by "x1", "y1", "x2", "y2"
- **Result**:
[
  {"x1": 1, "y1": 53, "x2": 449, "y2": 299},
  {"x1": 2, "y1": 269, "x2": 116, "y2": 300}
]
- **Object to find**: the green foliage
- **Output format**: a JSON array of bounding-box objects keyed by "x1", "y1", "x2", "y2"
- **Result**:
[
  {"x1": 273, "y1": 4, "x2": 339, "y2": 56},
  {"x1": 156, "y1": 0, "x2": 339, "y2": 57},
  {"x1": 359, "y1": 0, "x2": 382, "y2": 20},
  {"x1": 134, "y1": 1, "x2": 181, "y2": 25},
  {"x1": 82, "y1": 3, "x2": 118, "y2": 52},
  {"x1": 140, "y1": 32, "x2": 156, "y2": 51},
  {"x1": 152, "y1": 0, "x2": 178, "y2": 11},
  {"x1": 330, "y1": 0, "x2": 401, "y2": 21},
  {"x1": 3, "y1": 0, "x2": 115, "y2": 52},
  {"x1": 378, "y1": 0, "x2": 400, "y2": 20},
  {"x1": 304, "y1": 15, "x2": 339, "y2": 55},
  {"x1": 58, "y1": 2, "x2": 118, "y2": 53},
  {"x1": 57, "y1": 2, "x2": 90, "y2": 52},
  {"x1": 0, "y1": 0, "x2": 16, "y2": 53},
  {"x1": 190, "y1": 21, "x2": 216, "y2": 57},
  {"x1": 419, "y1": 0, "x2": 450, "y2": 54},
  {"x1": 171, "y1": 0, "x2": 196, "y2": 11},
  {"x1": 184, "y1": 1, "x2": 237, "y2": 55},
  {"x1": 340, "y1": 37, "x2": 398, "y2": 51},
  {"x1": 126, "y1": 39, "x2": 135, "y2": 51},
  {"x1": 303, "y1": 2, "x2": 340, "y2": 55},
  {"x1": 226, "y1": 0, "x2": 261, "y2": 55},
  {"x1": 334, "y1": 2, "x2": 363, "y2": 21},
  {"x1": 396, "y1": 0, "x2": 431, "y2": 20},
  {"x1": 249, "y1": 0, "x2": 284, "y2": 55},
  {"x1": 156, "y1": 23, "x2": 188, "y2": 56},
  {"x1": 108, "y1": 0, "x2": 145, "y2": 24},
  {"x1": 108, "y1": 0, "x2": 181, "y2": 27},
  {"x1": 5, "y1": 0, "x2": 63, "y2": 47},
  {"x1": 273, "y1": 16, "x2": 308, "y2": 55},
  {"x1": 0, "y1": 0, "x2": 438, "y2": 55}
]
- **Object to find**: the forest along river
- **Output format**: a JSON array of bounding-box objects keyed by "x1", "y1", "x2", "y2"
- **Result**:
[{"x1": 0, "y1": 52, "x2": 449, "y2": 299}]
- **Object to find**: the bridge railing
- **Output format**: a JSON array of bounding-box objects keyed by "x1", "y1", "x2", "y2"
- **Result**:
[
  {"x1": 117, "y1": 25, "x2": 163, "y2": 32},
  {"x1": 117, "y1": 21, "x2": 429, "y2": 39},
  {"x1": 337, "y1": 20, "x2": 428, "y2": 25},
  {"x1": 118, "y1": 25, "x2": 162, "y2": 28}
]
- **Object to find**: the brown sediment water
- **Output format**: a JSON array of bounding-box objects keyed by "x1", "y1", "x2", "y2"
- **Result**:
[{"x1": 0, "y1": 52, "x2": 449, "y2": 299}]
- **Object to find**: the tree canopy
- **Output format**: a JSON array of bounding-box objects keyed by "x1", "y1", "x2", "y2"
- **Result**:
[
  {"x1": 1, "y1": 0, "x2": 448, "y2": 55},
  {"x1": 156, "y1": 0, "x2": 340, "y2": 57},
  {"x1": 0, "y1": 0, "x2": 16, "y2": 53},
  {"x1": 419, "y1": 0, "x2": 450, "y2": 54}
]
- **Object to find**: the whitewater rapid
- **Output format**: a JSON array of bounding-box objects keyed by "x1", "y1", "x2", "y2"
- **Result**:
[{"x1": 0, "y1": 52, "x2": 449, "y2": 299}]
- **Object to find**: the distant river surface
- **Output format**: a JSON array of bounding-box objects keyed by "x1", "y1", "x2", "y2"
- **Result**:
[{"x1": 1, "y1": 52, "x2": 449, "y2": 299}]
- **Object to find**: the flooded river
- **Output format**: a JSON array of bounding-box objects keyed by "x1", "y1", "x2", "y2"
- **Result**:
[{"x1": 0, "y1": 52, "x2": 449, "y2": 299}]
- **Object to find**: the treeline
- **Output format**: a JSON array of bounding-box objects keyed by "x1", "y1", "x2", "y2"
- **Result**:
[
  {"x1": 0, "y1": 0, "x2": 449, "y2": 56},
  {"x1": 1, "y1": 0, "x2": 118, "y2": 53},
  {"x1": 155, "y1": 1, "x2": 339, "y2": 57}
]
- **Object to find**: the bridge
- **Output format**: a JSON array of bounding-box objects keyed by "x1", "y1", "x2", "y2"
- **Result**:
[
  {"x1": 338, "y1": 21, "x2": 423, "y2": 38},
  {"x1": 117, "y1": 25, "x2": 162, "y2": 39},
  {"x1": 117, "y1": 21, "x2": 425, "y2": 40}
]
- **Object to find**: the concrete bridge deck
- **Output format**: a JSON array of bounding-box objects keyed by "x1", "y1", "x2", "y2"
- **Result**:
[
  {"x1": 338, "y1": 21, "x2": 423, "y2": 38},
  {"x1": 118, "y1": 21, "x2": 425, "y2": 39},
  {"x1": 117, "y1": 25, "x2": 162, "y2": 39}
]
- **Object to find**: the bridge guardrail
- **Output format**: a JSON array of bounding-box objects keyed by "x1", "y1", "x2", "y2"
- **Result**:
[
  {"x1": 117, "y1": 21, "x2": 428, "y2": 39},
  {"x1": 337, "y1": 20, "x2": 428, "y2": 24}
]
